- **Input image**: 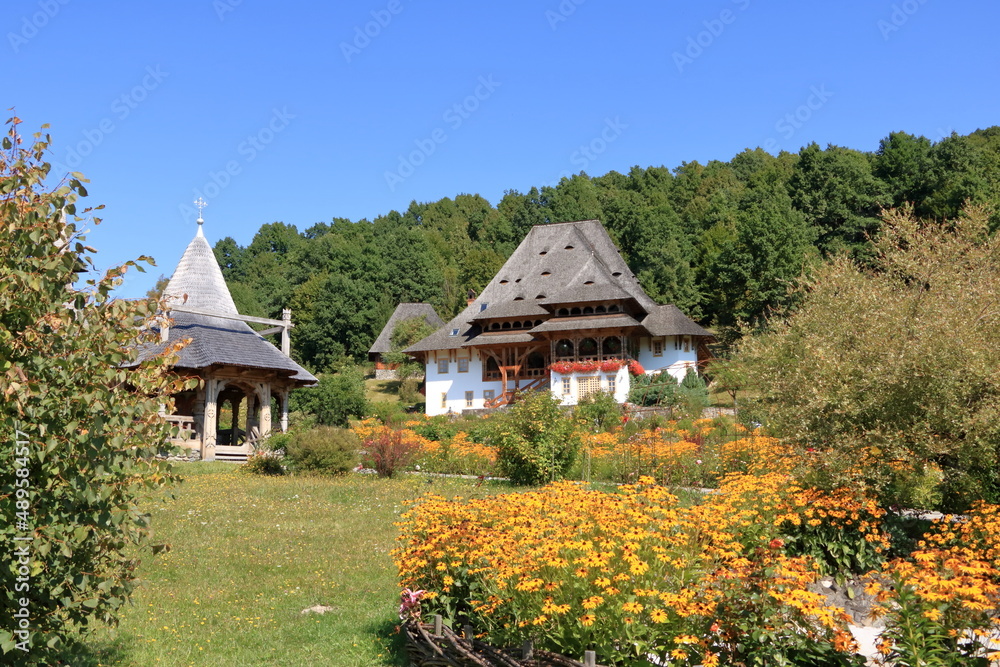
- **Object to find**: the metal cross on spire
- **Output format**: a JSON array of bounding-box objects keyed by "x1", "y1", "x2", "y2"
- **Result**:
[{"x1": 194, "y1": 197, "x2": 207, "y2": 225}]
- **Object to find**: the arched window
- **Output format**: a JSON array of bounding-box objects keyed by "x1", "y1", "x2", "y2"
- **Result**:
[
  {"x1": 557, "y1": 308, "x2": 569, "y2": 317},
  {"x1": 578, "y1": 338, "x2": 598, "y2": 357},
  {"x1": 555, "y1": 339, "x2": 574, "y2": 358},
  {"x1": 526, "y1": 352, "x2": 546, "y2": 369},
  {"x1": 608, "y1": 304, "x2": 620, "y2": 313},
  {"x1": 602, "y1": 336, "x2": 622, "y2": 356},
  {"x1": 582, "y1": 306, "x2": 594, "y2": 315},
  {"x1": 512, "y1": 321, "x2": 522, "y2": 329},
  {"x1": 595, "y1": 305, "x2": 606, "y2": 313},
  {"x1": 502, "y1": 321, "x2": 511, "y2": 330},
  {"x1": 570, "y1": 307, "x2": 582, "y2": 316}
]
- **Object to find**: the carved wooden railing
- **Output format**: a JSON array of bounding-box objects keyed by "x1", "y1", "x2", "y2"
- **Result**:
[
  {"x1": 165, "y1": 415, "x2": 196, "y2": 445},
  {"x1": 483, "y1": 377, "x2": 550, "y2": 409}
]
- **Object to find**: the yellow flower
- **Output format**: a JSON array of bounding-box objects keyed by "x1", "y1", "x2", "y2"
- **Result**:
[{"x1": 580, "y1": 614, "x2": 595, "y2": 626}]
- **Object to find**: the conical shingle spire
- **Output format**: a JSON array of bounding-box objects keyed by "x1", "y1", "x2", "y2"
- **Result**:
[{"x1": 163, "y1": 214, "x2": 238, "y2": 315}]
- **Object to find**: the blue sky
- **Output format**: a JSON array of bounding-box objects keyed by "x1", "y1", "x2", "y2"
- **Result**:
[{"x1": 7, "y1": 0, "x2": 998, "y2": 299}]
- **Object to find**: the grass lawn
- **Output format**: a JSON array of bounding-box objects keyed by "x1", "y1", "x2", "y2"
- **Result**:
[
  {"x1": 82, "y1": 463, "x2": 511, "y2": 667},
  {"x1": 365, "y1": 379, "x2": 401, "y2": 403}
]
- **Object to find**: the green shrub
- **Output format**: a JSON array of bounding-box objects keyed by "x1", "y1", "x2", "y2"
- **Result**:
[
  {"x1": 239, "y1": 451, "x2": 285, "y2": 475},
  {"x1": 260, "y1": 430, "x2": 293, "y2": 453},
  {"x1": 367, "y1": 400, "x2": 409, "y2": 426},
  {"x1": 398, "y1": 377, "x2": 422, "y2": 405},
  {"x1": 289, "y1": 367, "x2": 368, "y2": 427},
  {"x1": 284, "y1": 426, "x2": 359, "y2": 475},
  {"x1": 485, "y1": 391, "x2": 580, "y2": 485},
  {"x1": 412, "y1": 414, "x2": 460, "y2": 442},
  {"x1": 574, "y1": 390, "x2": 622, "y2": 432},
  {"x1": 627, "y1": 372, "x2": 680, "y2": 408},
  {"x1": 678, "y1": 369, "x2": 709, "y2": 416}
]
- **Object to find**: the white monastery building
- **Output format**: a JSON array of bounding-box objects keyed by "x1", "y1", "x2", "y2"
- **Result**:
[{"x1": 405, "y1": 220, "x2": 712, "y2": 416}]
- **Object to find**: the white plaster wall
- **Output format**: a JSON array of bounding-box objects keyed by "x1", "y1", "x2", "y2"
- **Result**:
[
  {"x1": 423, "y1": 351, "x2": 502, "y2": 416},
  {"x1": 550, "y1": 366, "x2": 630, "y2": 407},
  {"x1": 636, "y1": 336, "x2": 698, "y2": 382}
]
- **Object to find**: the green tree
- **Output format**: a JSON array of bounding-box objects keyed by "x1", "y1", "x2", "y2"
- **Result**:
[
  {"x1": 290, "y1": 367, "x2": 369, "y2": 427},
  {"x1": 735, "y1": 206, "x2": 1000, "y2": 511},
  {"x1": 1, "y1": 120, "x2": 191, "y2": 660},
  {"x1": 144, "y1": 274, "x2": 169, "y2": 301},
  {"x1": 705, "y1": 181, "x2": 814, "y2": 328},
  {"x1": 788, "y1": 143, "x2": 888, "y2": 257}
]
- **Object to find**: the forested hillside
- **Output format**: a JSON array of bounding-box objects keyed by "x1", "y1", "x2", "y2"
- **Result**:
[{"x1": 211, "y1": 128, "x2": 1000, "y2": 373}]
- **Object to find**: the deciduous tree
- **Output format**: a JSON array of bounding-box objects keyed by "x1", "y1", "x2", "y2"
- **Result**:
[
  {"x1": 736, "y1": 205, "x2": 1000, "y2": 510},
  {"x1": 0, "y1": 119, "x2": 191, "y2": 660}
]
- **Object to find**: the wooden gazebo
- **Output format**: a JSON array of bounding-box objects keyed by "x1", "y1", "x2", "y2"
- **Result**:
[{"x1": 136, "y1": 215, "x2": 316, "y2": 461}]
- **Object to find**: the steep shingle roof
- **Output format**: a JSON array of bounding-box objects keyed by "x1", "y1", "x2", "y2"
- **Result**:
[
  {"x1": 132, "y1": 225, "x2": 317, "y2": 386},
  {"x1": 368, "y1": 303, "x2": 444, "y2": 355},
  {"x1": 144, "y1": 311, "x2": 317, "y2": 384},
  {"x1": 641, "y1": 305, "x2": 713, "y2": 337},
  {"x1": 162, "y1": 227, "x2": 238, "y2": 314},
  {"x1": 530, "y1": 313, "x2": 640, "y2": 333},
  {"x1": 405, "y1": 220, "x2": 708, "y2": 354}
]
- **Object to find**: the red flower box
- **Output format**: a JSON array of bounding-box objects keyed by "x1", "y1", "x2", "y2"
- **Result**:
[
  {"x1": 599, "y1": 359, "x2": 624, "y2": 373},
  {"x1": 627, "y1": 359, "x2": 645, "y2": 376}
]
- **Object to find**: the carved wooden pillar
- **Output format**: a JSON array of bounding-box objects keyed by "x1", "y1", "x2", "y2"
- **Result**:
[
  {"x1": 202, "y1": 378, "x2": 218, "y2": 461},
  {"x1": 191, "y1": 382, "x2": 206, "y2": 458},
  {"x1": 278, "y1": 389, "x2": 289, "y2": 432},
  {"x1": 259, "y1": 383, "x2": 272, "y2": 438}
]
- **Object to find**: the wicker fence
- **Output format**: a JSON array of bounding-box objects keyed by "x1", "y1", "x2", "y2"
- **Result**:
[{"x1": 405, "y1": 615, "x2": 606, "y2": 667}]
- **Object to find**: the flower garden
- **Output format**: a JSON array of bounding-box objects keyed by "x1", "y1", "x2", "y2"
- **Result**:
[{"x1": 347, "y1": 402, "x2": 1000, "y2": 666}]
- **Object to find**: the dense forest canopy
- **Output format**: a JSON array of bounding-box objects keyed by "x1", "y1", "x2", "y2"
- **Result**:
[{"x1": 212, "y1": 128, "x2": 1000, "y2": 374}]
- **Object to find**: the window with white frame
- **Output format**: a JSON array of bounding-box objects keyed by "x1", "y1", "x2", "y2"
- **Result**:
[
  {"x1": 465, "y1": 391, "x2": 474, "y2": 407},
  {"x1": 606, "y1": 375, "x2": 616, "y2": 394},
  {"x1": 674, "y1": 336, "x2": 682, "y2": 351},
  {"x1": 457, "y1": 358, "x2": 469, "y2": 373},
  {"x1": 562, "y1": 377, "x2": 571, "y2": 395},
  {"x1": 578, "y1": 376, "x2": 601, "y2": 399},
  {"x1": 437, "y1": 359, "x2": 449, "y2": 374},
  {"x1": 483, "y1": 389, "x2": 495, "y2": 402},
  {"x1": 683, "y1": 336, "x2": 690, "y2": 352},
  {"x1": 653, "y1": 339, "x2": 663, "y2": 357}
]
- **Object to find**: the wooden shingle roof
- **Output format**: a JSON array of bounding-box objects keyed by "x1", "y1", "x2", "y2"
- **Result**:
[
  {"x1": 406, "y1": 220, "x2": 708, "y2": 353},
  {"x1": 134, "y1": 226, "x2": 317, "y2": 386},
  {"x1": 369, "y1": 303, "x2": 444, "y2": 355}
]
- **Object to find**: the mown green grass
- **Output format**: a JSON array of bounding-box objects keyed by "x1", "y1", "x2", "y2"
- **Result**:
[
  {"x1": 83, "y1": 464, "x2": 513, "y2": 667},
  {"x1": 365, "y1": 379, "x2": 401, "y2": 403}
]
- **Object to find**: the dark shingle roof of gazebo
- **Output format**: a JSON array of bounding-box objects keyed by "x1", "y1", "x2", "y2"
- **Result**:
[{"x1": 132, "y1": 226, "x2": 316, "y2": 385}]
